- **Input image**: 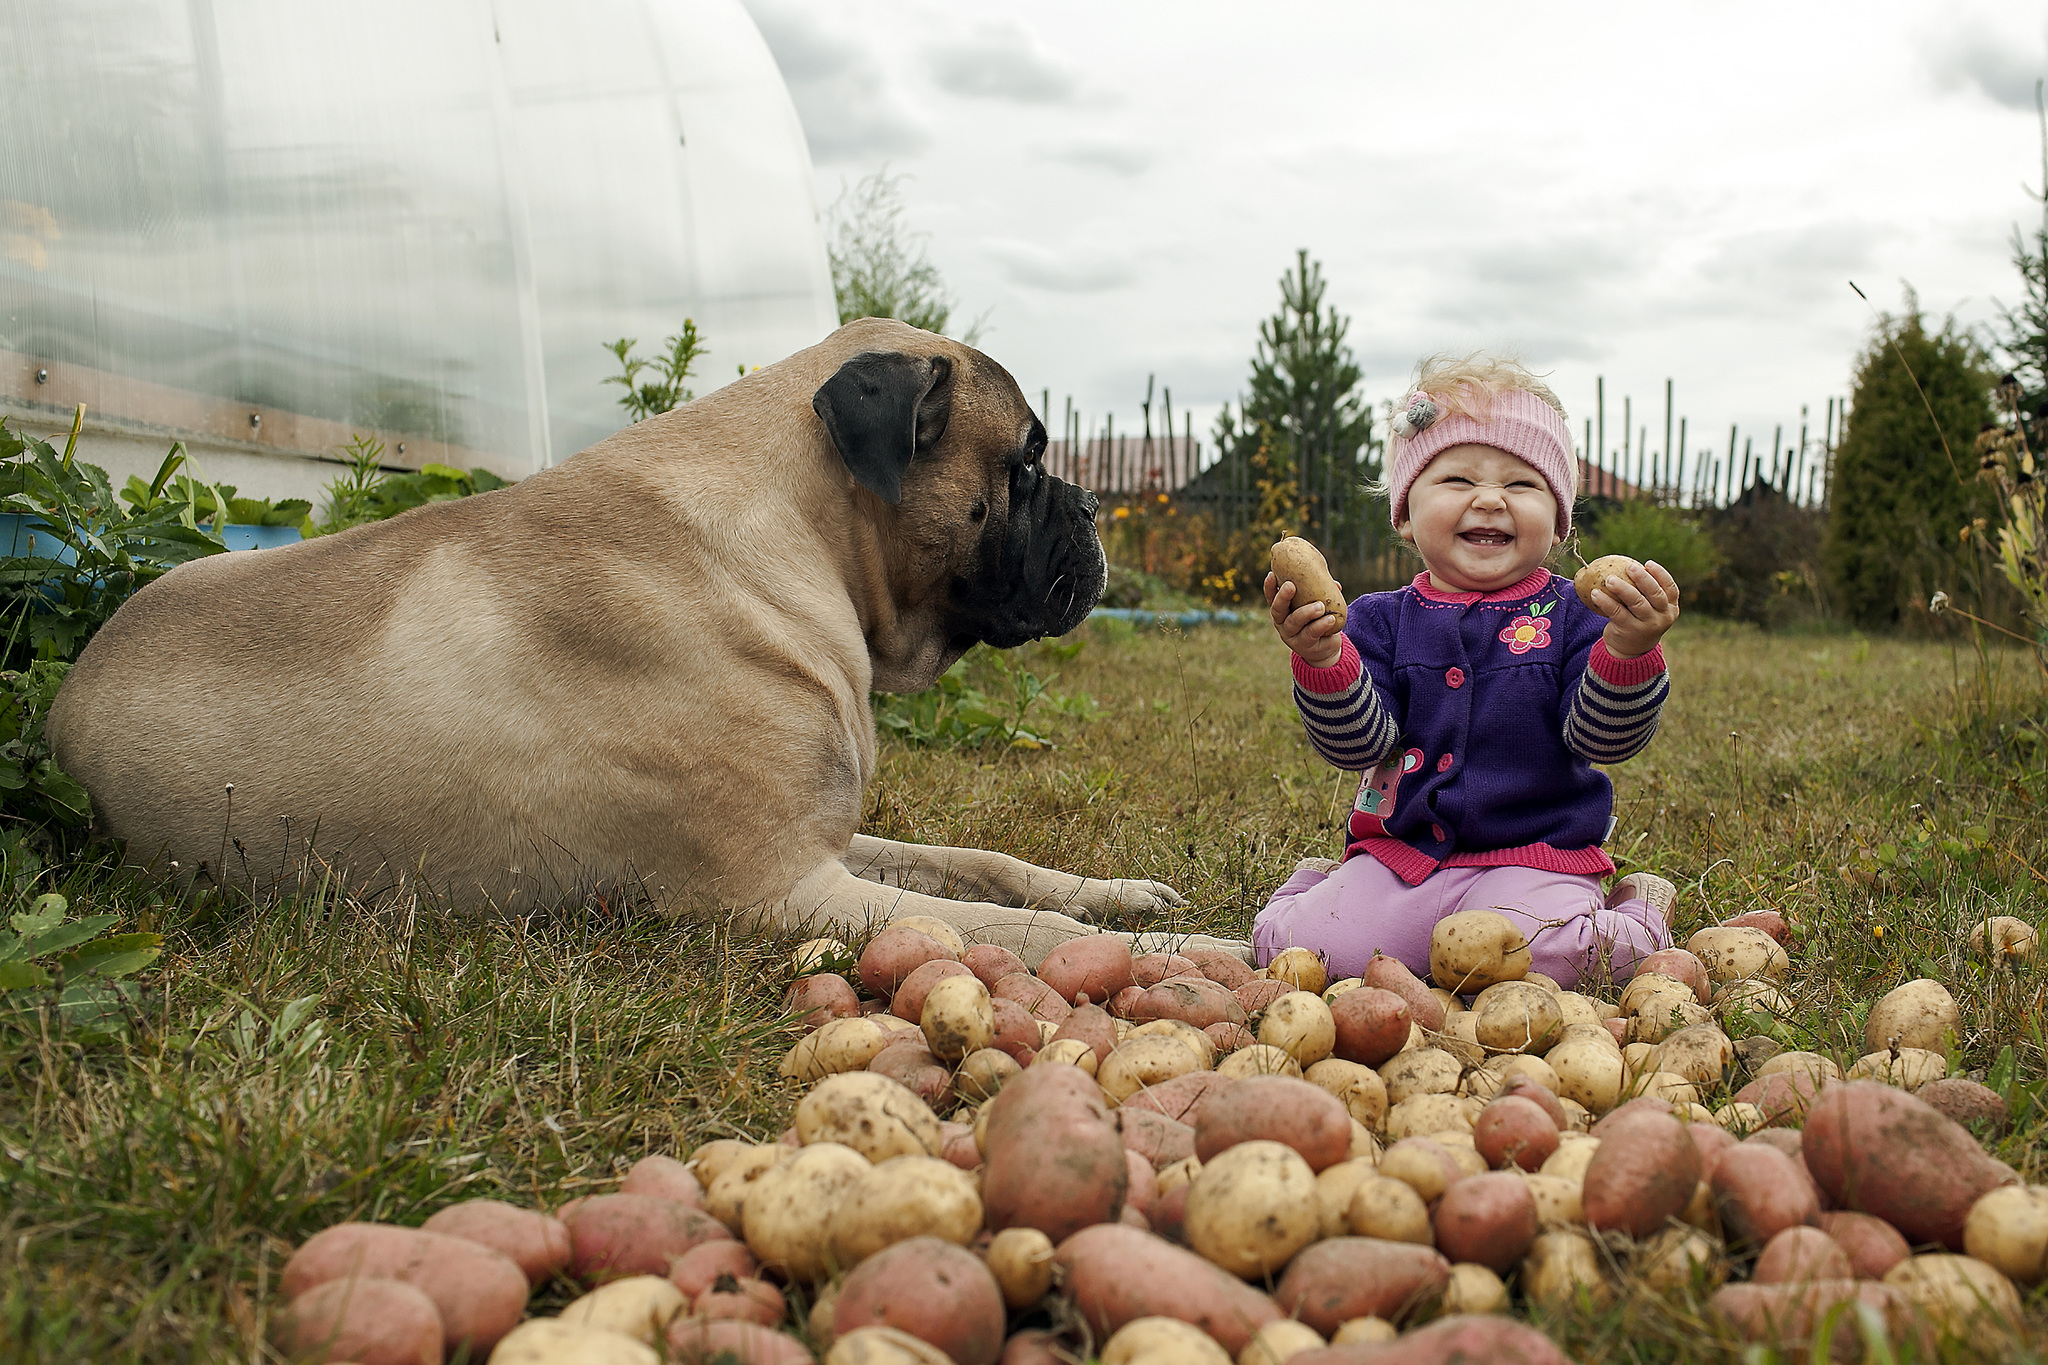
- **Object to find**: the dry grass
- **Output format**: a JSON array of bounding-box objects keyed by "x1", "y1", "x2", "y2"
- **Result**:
[{"x1": 2, "y1": 615, "x2": 2045, "y2": 1362}]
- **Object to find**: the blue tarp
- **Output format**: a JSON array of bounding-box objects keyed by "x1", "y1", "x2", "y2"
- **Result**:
[{"x1": 1088, "y1": 607, "x2": 1245, "y2": 628}]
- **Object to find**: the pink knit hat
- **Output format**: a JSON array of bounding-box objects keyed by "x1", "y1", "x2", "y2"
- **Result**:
[{"x1": 1387, "y1": 387, "x2": 1576, "y2": 537}]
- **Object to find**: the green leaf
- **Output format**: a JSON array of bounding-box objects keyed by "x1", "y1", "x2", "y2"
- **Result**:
[
  {"x1": 0, "y1": 960, "x2": 49, "y2": 990},
  {"x1": 16, "y1": 912, "x2": 118, "y2": 958},
  {"x1": 62, "y1": 932, "x2": 164, "y2": 980}
]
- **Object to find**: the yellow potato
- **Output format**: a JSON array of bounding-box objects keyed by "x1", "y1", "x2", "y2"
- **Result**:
[
  {"x1": 1711, "y1": 1101, "x2": 1766, "y2": 1133},
  {"x1": 1636, "y1": 1226, "x2": 1723, "y2": 1293},
  {"x1": 742, "y1": 1141, "x2": 872, "y2": 1282},
  {"x1": 690, "y1": 1137, "x2": 762, "y2": 1188},
  {"x1": 1525, "y1": 971, "x2": 1563, "y2": 995},
  {"x1": 1098, "y1": 1035, "x2": 1202, "y2": 1103},
  {"x1": 1964, "y1": 1186, "x2": 2048, "y2": 1287},
  {"x1": 559, "y1": 1276, "x2": 689, "y2": 1344},
  {"x1": 1313, "y1": 1159, "x2": 1380, "y2": 1239},
  {"x1": 1882, "y1": 1254, "x2": 2023, "y2": 1352},
  {"x1": 705, "y1": 1145, "x2": 786, "y2": 1232},
  {"x1": 1554, "y1": 992, "x2": 1604, "y2": 1029},
  {"x1": 1270, "y1": 537, "x2": 1346, "y2": 624},
  {"x1": 1217, "y1": 1044, "x2": 1304, "y2": 1080},
  {"x1": 1522, "y1": 1229, "x2": 1611, "y2": 1309},
  {"x1": 1237, "y1": 1320, "x2": 1327, "y2": 1365},
  {"x1": 1433, "y1": 1015, "x2": 1487, "y2": 1066},
  {"x1": 1540, "y1": 1136, "x2": 1600, "y2": 1184},
  {"x1": 1545, "y1": 1036, "x2": 1625, "y2": 1113},
  {"x1": 1627, "y1": 1071, "x2": 1699, "y2": 1106},
  {"x1": 1304, "y1": 1058, "x2": 1388, "y2": 1129},
  {"x1": 920, "y1": 974, "x2": 995, "y2": 1062},
  {"x1": 954, "y1": 1047, "x2": 1021, "y2": 1103},
  {"x1": 1441, "y1": 1262, "x2": 1507, "y2": 1314},
  {"x1": 1683, "y1": 927, "x2": 1788, "y2": 983},
  {"x1": 491, "y1": 1320, "x2": 660, "y2": 1365},
  {"x1": 1323, "y1": 977, "x2": 1365, "y2": 1003},
  {"x1": 1573, "y1": 554, "x2": 1642, "y2": 604},
  {"x1": 1156, "y1": 1155, "x2": 1201, "y2": 1194},
  {"x1": 1378, "y1": 1048, "x2": 1463, "y2": 1104},
  {"x1": 1471, "y1": 980, "x2": 1563, "y2": 1054},
  {"x1": 1844, "y1": 1048, "x2": 1949, "y2": 1090},
  {"x1": 790, "y1": 937, "x2": 851, "y2": 975},
  {"x1": 1385, "y1": 1093, "x2": 1479, "y2": 1140},
  {"x1": 1553, "y1": 1022, "x2": 1623, "y2": 1056},
  {"x1": 1645, "y1": 1024, "x2": 1736, "y2": 1087},
  {"x1": 1379, "y1": 1142, "x2": 1456, "y2": 1203},
  {"x1": 1347, "y1": 1175, "x2": 1434, "y2": 1244},
  {"x1": 1185, "y1": 1141, "x2": 1321, "y2": 1279},
  {"x1": 985, "y1": 1226, "x2": 1057, "y2": 1308},
  {"x1": 1755, "y1": 1049, "x2": 1841, "y2": 1084},
  {"x1": 1619, "y1": 972, "x2": 1697, "y2": 1020},
  {"x1": 1429, "y1": 910, "x2": 1531, "y2": 992},
  {"x1": 1520, "y1": 1172, "x2": 1584, "y2": 1229},
  {"x1": 888, "y1": 914, "x2": 966, "y2": 956},
  {"x1": 827, "y1": 1326, "x2": 956, "y2": 1365},
  {"x1": 1330, "y1": 1317, "x2": 1396, "y2": 1345},
  {"x1": 1032, "y1": 1037, "x2": 1100, "y2": 1075},
  {"x1": 1969, "y1": 916, "x2": 2039, "y2": 960},
  {"x1": 1863, "y1": 978, "x2": 1961, "y2": 1055},
  {"x1": 782, "y1": 1016, "x2": 891, "y2": 1082},
  {"x1": 827, "y1": 1155, "x2": 983, "y2": 1264},
  {"x1": 1349, "y1": 1120, "x2": 1383, "y2": 1164},
  {"x1": 1260, "y1": 991, "x2": 1337, "y2": 1066},
  {"x1": 1427, "y1": 1132, "x2": 1488, "y2": 1178},
  {"x1": 1629, "y1": 999, "x2": 1714, "y2": 1044},
  {"x1": 1267, "y1": 945, "x2": 1330, "y2": 996},
  {"x1": 1132, "y1": 1018, "x2": 1219, "y2": 1069},
  {"x1": 1104, "y1": 1317, "x2": 1232, "y2": 1365},
  {"x1": 794, "y1": 1072, "x2": 943, "y2": 1161},
  {"x1": 1712, "y1": 979, "x2": 1792, "y2": 1020}
]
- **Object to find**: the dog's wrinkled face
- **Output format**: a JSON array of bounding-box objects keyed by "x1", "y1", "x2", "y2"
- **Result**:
[{"x1": 812, "y1": 345, "x2": 1106, "y2": 686}]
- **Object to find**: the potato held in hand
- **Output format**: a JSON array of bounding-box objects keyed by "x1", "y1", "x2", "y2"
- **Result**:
[
  {"x1": 1573, "y1": 554, "x2": 1642, "y2": 606},
  {"x1": 1271, "y1": 537, "x2": 1346, "y2": 624}
]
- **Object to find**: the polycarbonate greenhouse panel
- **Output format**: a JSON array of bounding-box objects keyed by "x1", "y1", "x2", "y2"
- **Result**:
[{"x1": 0, "y1": 0, "x2": 837, "y2": 478}]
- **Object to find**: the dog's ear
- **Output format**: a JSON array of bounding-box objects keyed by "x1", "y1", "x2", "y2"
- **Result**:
[{"x1": 811, "y1": 351, "x2": 954, "y2": 504}]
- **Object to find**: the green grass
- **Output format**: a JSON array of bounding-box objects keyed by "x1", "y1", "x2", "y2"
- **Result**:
[{"x1": 2, "y1": 617, "x2": 2046, "y2": 1361}]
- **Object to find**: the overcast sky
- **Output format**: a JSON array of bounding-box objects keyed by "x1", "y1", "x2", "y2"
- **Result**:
[{"x1": 741, "y1": 0, "x2": 2046, "y2": 479}]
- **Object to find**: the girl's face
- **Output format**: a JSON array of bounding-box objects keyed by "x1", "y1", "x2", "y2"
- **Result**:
[{"x1": 1398, "y1": 443, "x2": 1558, "y2": 594}]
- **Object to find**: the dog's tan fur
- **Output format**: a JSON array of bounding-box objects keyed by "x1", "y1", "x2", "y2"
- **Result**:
[{"x1": 48, "y1": 319, "x2": 1245, "y2": 965}]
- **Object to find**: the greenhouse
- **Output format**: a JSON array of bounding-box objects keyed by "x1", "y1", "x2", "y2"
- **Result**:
[{"x1": 0, "y1": 0, "x2": 838, "y2": 501}]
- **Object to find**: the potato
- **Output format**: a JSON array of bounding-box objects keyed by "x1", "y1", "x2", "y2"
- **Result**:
[
  {"x1": 271, "y1": 1276, "x2": 443, "y2": 1365},
  {"x1": 1256, "y1": 991, "x2": 1336, "y2": 1067},
  {"x1": 669, "y1": 1241, "x2": 759, "y2": 1299},
  {"x1": 493, "y1": 1320, "x2": 661, "y2": 1365},
  {"x1": 1474, "y1": 1095, "x2": 1561, "y2": 1172},
  {"x1": 1441, "y1": 1262, "x2": 1507, "y2": 1315},
  {"x1": 832, "y1": 1237, "x2": 1007, "y2": 1365},
  {"x1": 1131, "y1": 977, "x2": 1251, "y2": 1030},
  {"x1": 1492, "y1": 1070, "x2": 1566, "y2": 1121},
  {"x1": 1048, "y1": 1002, "x2": 1118, "y2": 1065},
  {"x1": 1968, "y1": 915, "x2": 2038, "y2": 959},
  {"x1": 869, "y1": 1040, "x2": 952, "y2": 1108},
  {"x1": 1539, "y1": 1135, "x2": 1599, "y2": 1184},
  {"x1": 1521, "y1": 1229, "x2": 1609, "y2": 1309},
  {"x1": 1520, "y1": 1172, "x2": 1583, "y2": 1229},
  {"x1": 1683, "y1": 927, "x2": 1788, "y2": 983},
  {"x1": 859, "y1": 927, "x2": 959, "y2": 998},
  {"x1": 1264, "y1": 945, "x2": 1329, "y2": 996},
  {"x1": 1628, "y1": 1071, "x2": 1700, "y2": 1107},
  {"x1": 824, "y1": 1154, "x2": 983, "y2": 1264},
  {"x1": 959, "y1": 943, "x2": 1028, "y2": 988},
  {"x1": 789, "y1": 973, "x2": 864, "y2": 1031},
  {"x1": 1038, "y1": 936, "x2": 1137, "y2": 1006},
  {"x1": 694, "y1": 1276, "x2": 785, "y2": 1326},
  {"x1": 889, "y1": 959, "x2": 972, "y2": 1024},
  {"x1": 1573, "y1": 553, "x2": 1642, "y2": 602},
  {"x1": 1033, "y1": 1037, "x2": 1099, "y2": 1074},
  {"x1": 1328, "y1": 1317, "x2": 1396, "y2": 1345},
  {"x1": 1863, "y1": 978, "x2": 1961, "y2": 1055},
  {"x1": 1579, "y1": 1110, "x2": 1701, "y2": 1239},
  {"x1": 825, "y1": 1326, "x2": 955, "y2": 1365},
  {"x1": 1099, "y1": 1036, "x2": 1202, "y2": 1104},
  {"x1": 1378, "y1": 1047, "x2": 1462, "y2": 1105},
  {"x1": 1844, "y1": 1046, "x2": 1946, "y2": 1091},
  {"x1": 1305, "y1": 1158, "x2": 1371, "y2": 1239},
  {"x1": 1122, "y1": 1070, "x2": 1236, "y2": 1126},
  {"x1": 1158, "y1": 1155, "x2": 1202, "y2": 1196},
  {"x1": 1642, "y1": 1024, "x2": 1734, "y2": 1089},
  {"x1": 1379, "y1": 1137, "x2": 1465, "y2": 1204},
  {"x1": 1133, "y1": 1018, "x2": 1219, "y2": 1068},
  {"x1": 1055, "y1": 1223, "x2": 1283, "y2": 1352},
  {"x1": 1814, "y1": 1211, "x2": 1910, "y2": 1281},
  {"x1": 420, "y1": 1199, "x2": 572, "y2": 1287},
  {"x1": 1321, "y1": 986, "x2": 1411, "y2": 1069},
  {"x1": 1919, "y1": 1078, "x2": 2010, "y2": 1135},
  {"x1": 1271, "y1": 1237, "x2": 1451, "y2": 1333},
  {"x1": 1428, "y1": 1132, "x2": 1488, "y2": 1178},
  {"x1": 1883, "y1": 1253, "x2": 2023, "y2": 1351},
  {"x1": 982, "y1": 1063, "x2": 1130, "y2": 1242},
  {"x1": 1216, "y1": 1044, "x2": 1303, "y2": 1080},
  {"x1": 1750, "y1": 1226, "x2": 1851, "y2": 1285},
  {"x1": 706, "y1": 1146, "x2": 786, "y2": 1232},
  {"x1": 739, "y1": 1141, "x2": 870, "y2": 1281},
  {"x1": 1804, "y1": 1082, "x2": 2019, "y2": 1251},
  {"x1": 1649, "y1": 1227, "x2": 1728, "y2": 1295},
  {"x1": 1471, "y1": 981, "x2": 1562, "y2": 1054},
  {"x1": 1708, "y1": 1143, "x2": 1818, "y2": 1253},
  {"x1": 1430, "y1": 1016, "x2": 1486, "y2": 1066},
  {"x1": 1634, "y1": 947, "x2": 1712, "y2": 1004},
  {"x1": 1731, "y1": 1070, "x2": 1823, "y2": 1129},
  {"x1": 561, "y1": 1276, "x2": 690, "y2": 1342},
  {"x1": 1346, "y1": 1175, "x2": 1434, "y2": 1244},
  {"x1": 1361, "y1": 954, "x2": 1446, "y2": 1031},
  {"x1": 1558, "y1": 1097, "x2": 1592, "y2": 1132},
  {"x1": 1428, "y1": 910, "x2": 1531, "y2": 992},
  {"x1": 980, "y1": 1226, "x2": 1055, "y2": 1310},
  {"x1": 1101, "y1": 1317, "x2": 1231, "y2": 1365},
  {"x1": 1628, "y1": 999, "x2": 1713, "y2": 1045},
  {"x1": 784, "y1": 1017, "x2": 893, "y2": 1083},
  {"x1": 1555, "y1": 1020, "x2": 1622, "y2": 1054},
  {"x1": 1118, "y1": 1105, "x2": 1197, "y2": 1171},
  {"x1": 1553, "y1": 992, "x2": 1603, "y2": 1029},
  {"x1": 795, "y1": 1073, "x2": 942, "y2": 1163},
  {"x1": 1709, "y1": 1281, "x2": 1897, "y2": 1357},
  {"x1": 951, "y1": 1048, "x2": 1019, "y2": 1104},
  {"x1": 792, "y1": 937, "x2": 852, "y2": 975},
  {"x1": 692, "y1": 1138, "x2": 762, "y2": 1187},
  {"x1": 1386, "y1": 1093, "x2": 1479, "y2": 1141},
  {"x1": 1544, "y1": 1036, "x2": 1625, "y2": 1113},
  {"x1": 1711, "y1": 978, "x2": 1792, "y2": 1021},
  {"x1": 913, "y1": 975, "x2": 992, "y2": 1063},
  {"x1": 1962, "y1": 1185, "x2": 2048, "y2": 1286},
  {"x1": 1237, "y1": 1319, "x2": 1325, "y2": 1365},
  {"x1": 1271, "y1": 536, "x2": 1346, "y2": 622},
  {"x1": 281, "y1": 1223, "x2": 529, "y2": 1355},
  {"x1": 1430, "y1": 1171, "x2": 1539, "y2": 1274},
  {"x1": 1301, "y1": 1058, "x2": 1388, "y2": 1131},
  {"x1": 993, "y1": 972, "x2": 1073, "y2": 1025},
  {"x1": 1184, "y1": 1139, "x2": 1321, "y2": 1278}
]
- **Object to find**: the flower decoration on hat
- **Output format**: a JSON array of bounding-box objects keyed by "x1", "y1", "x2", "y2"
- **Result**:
[{"x1": 1391, "y1": 393, "x2": 1441, "y2": 440}]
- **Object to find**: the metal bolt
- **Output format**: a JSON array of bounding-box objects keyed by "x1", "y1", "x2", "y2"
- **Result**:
[
  {"x1": 34, "y1": 368, "x2": 47, "y2": 384},
  {"x1": 396, "y1": 443, "x2": 406, "y2": 455},
  {"x1": 249, "y1": 413, "x2": 261, "y2": 430}
]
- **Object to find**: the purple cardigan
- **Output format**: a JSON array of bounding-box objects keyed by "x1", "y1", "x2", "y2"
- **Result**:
[{"x1": 1291, "y1": 568, "x2": 1670, "y2": 884}]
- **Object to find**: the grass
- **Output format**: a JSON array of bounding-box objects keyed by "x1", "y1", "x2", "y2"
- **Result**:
[{"x1": 2, "y1": 615, "x2": 2046, "y2": 1362}]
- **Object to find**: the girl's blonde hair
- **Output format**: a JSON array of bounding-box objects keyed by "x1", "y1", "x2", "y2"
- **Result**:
[{"x1": 1406, "y1": 352, "x2": 1568, "y2": 424}]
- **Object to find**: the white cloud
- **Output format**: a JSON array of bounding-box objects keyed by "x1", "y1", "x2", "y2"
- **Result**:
[
  {"x1": 1040, "y1": 142, "x2": 1152, "y2": 177},
  {"x1": 982, "y1": 238, "x2": 1137, "y2": 293},
  {"x1": 1927, "y1": 23, "x2": 2048, "y2": 110},
  {"x1": 925, "y1": 22, "x2": 1082, "y2": 104},
  {"x1": 741, "y1": 0, "x2": 928, "y2": 163}
]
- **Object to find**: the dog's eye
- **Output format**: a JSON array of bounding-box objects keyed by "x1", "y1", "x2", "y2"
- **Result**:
[{"x1": 970, "y1": 498, "x2": 988, "y2": 521}]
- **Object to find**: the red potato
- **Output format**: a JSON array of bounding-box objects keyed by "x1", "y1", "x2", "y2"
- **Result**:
[
  {"x1": 420, "y1": 1199, "x2": 572, "y2": 1287},
  {"x1": 1433, "y1": 1172, "x2": 1539, "y2": 1273},
  {"x1": 1129, "y1": 977, "x2": 1249, "y2": 1029},
  {"x1": 999, "y1": 1330, "x2": 1066, "y2": 1365},
  {"x1": 1688, "y1": 1123, "x2": 1738, "y2": 1178},
  {"x1": 1116, "y1": 1107, "x2": 1196, "y2": 1170},
  {"x1": 1802, "y1": 1081, "x2": 2020, "y2": 1251},
  {"x1": 892, "y1": 959, "x2": 975, "y2": 1022},
  {"x1": 1036, "y1": 936, "x2": 1136, "y2": 1007},
  {"x1": 1734, "y1": 1071, "x2": 1824, "y2": 1128},
  {"x1": 1720, "y1": 909, "x2": 1792, "y2": 945},
  {"x1": 987, "y1": 997, "x2": 1041, "y2": 1065},
  {"x1": 1236, "y1": 979, "x2": 1292, "y2": 1014},
  {"x1": 1185, "y1": 948, "x2": 1256, "y2": 990},
  {"x1": 1048, "y1": 1003, "x2": 1116, "y2": 1064},
  {"x1": 982, "y1": 1063, "x2": 1129, "y2": 1243},
  {"x1": 281, "y1": 1223, "x2": 528, "y2": 1356},
  {"x1": 786, "y1": 973, "x2": 862, "y2": 1031},
  {"x1": 1917, "y1": 1077, "x2": 2009, "y2": 1135},
  {"x1": 696, "y1": 1275, "x2": 786, "y2": 1325},
  {"x1": 1363, "y1": 953, "x2": 1446, "y2": 1032},
  {"x1": 963, "y1": 944, "x2": 1028, "y2": 989},
  {"x1": 1290, "y1": 1314, "x2": 1574, "y2": 1365},
  {"x1": 1710, "y1": 1281, "x2": 1898, "y2": 1361},
  {"x1": 1710, "y1": 1144, "x2": 1819, "y2": 1252},
  {"x1": 868, "y1": 1041, "x2": 952, "y2": 1108},
  {"x1": 1753, "y1": 1226, "x2": 1853, "y2": 1284},
  {"x1": 1106, "y1": 986, "x2": 1147, "y2": 1018},
  {"x1": 272, "y1": 1277, "x2": 443, "y2": 1365},
  {"x1": 1816, "y1": 1212, "x2": 1911, "y2": 1281},
  {"x1": 1151, "y1": 1183, "x2": 1190, "y2": 1244},
  {"x1": 1205, "y1": 1021, "x2": 1257, "y2": 1053},
  {"x1": 1119, "y1": 1202, "x2": 1150, "y2": 1231},
  {"x1": 667, "y1": 1319, "x2": 815, "y2": 1365},
  {"x1": 621, "y1": 1155, "x2": 707, "y2": 1209},
  {"x1": 1474, "y1": 1096, "x2": 1560, "y2": 1172},
  {"x1": 1134, "y1": 953, "x2": 1200, "y2": 988},
  {"x1": 833, "y1": 1237, "x2": 1007, "y2": 1365},
  {"x1": 1744, "y1": 1130, "x2": 1831, "y2": 1211},
  {"x1": 858, "y1": 927, "x2": 958, "y2": 998},
  {"x1": 1119, "y1": 1071, "x2": 1236, "y2": 1126},
  {"x1": 940, "y1": 1124, "x2": 981, "y2": 1172},
  {"x1": 670, "y1": 1240, "x2": 760, "y2": 1298},
  {"x1": 1497, "y1": 1076, "x2": 1570, "y2": 1129},
  {"x1": 1193, "y1": 1075, "x2": 1351, "y2": 1171},
  {"x1": 1588, "y1": 1095, "x2": 1681, "y2": 1137},
  {"x1": 1054, "y1": 1223, "x2": 1282, "y2": 1352},
  {"x1": 1637, "y1": 948, "x2": 1712, "y2": 1004},
  {"x1": 562, "y1": 1194, "x2": 733, "y2": 1285},
  {"x1": 1582, "y1": 1111, "x2": 1702, "y2": 1238},
  {"x1": 1124, "y1": 1149, "x2": 1160, "y2": 1215},
  {"x1": 1271, "y1": 1236, "x2": 1451, "y2": 1333},
  {"x1": 1328, "y1": 986, "x2": 1414, "y2": 1068},
  {"x1": 993, "y1": 972, "x2": 1073, "y2": 1025}
]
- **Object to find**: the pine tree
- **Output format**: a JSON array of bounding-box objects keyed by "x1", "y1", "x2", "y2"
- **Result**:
[
  {"x1": 1211, "y1": 251, "x2": 1379, "y2": 560},
  {"x1": 1822, "y1": 295, "x2": 1996, "y2": 629},
  {"x1": 825, "y1": 169, "x2": 986, "y2": 342}
]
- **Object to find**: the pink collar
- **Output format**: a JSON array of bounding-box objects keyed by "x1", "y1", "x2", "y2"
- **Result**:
[{"x1": 1410, "y1": 567, "x2": 1552, "y2": 604}]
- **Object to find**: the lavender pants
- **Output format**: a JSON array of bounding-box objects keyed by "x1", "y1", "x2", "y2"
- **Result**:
[{"x1": 1252, "y1": 857, "x2": 1670, "y2": 993}]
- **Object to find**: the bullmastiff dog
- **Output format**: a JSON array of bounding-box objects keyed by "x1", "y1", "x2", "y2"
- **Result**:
[{"x1": 48, "y1": 318, "x2": 1246, "y2": 965}]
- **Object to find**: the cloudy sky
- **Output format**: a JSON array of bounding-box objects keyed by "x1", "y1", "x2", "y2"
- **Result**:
[{"x1": 741, "y1": 0, "x2": 2046, "y2": 480}]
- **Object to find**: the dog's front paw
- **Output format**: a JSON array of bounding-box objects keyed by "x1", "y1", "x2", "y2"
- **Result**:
[
  {"x1": 1050, "y1": 877, "x2": 1185, "y2": 924},
  {"x1": 1130, "y1": 930, "x2": 1255, "y2": 963}
]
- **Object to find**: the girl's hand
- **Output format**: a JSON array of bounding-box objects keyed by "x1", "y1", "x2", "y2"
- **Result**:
[
  {"x1": 1585, "y1": 559, "x2": 1681, "y2": 659},
  {"x1": 1265, "y1": 571, "x2": 1344, "y2": 668}
]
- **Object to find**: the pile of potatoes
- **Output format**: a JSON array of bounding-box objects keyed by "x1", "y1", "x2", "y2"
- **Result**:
[{"x1": 270, "y1": 906, "x2": 2046, "y2": 1365}]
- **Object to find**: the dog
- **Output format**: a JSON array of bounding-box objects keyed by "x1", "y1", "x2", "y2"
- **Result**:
[{"x1": 48, "y1": 318, "x2": 1247, "y2": 965}]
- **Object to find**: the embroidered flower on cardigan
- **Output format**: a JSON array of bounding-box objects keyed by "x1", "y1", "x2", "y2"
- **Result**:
[{"x1": 1499, "y1": 614, "x2": 1553, "y2": 653}]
